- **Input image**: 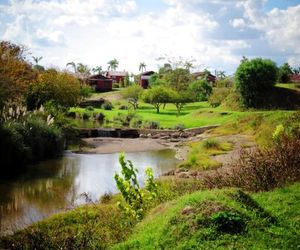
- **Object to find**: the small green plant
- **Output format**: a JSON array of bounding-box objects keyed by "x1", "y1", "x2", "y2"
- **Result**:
[
  {"x1": 202, "y1": 138, "x2": 220, "y2": 149},
  {"x1": 114, "y1": 153, "x2": 158, "y2": 220},
  {"x1": 102, "y1": 101, "x2": 113, "y2": 110},
  {"x1": 85, "y1": 106, "x2": 94, "y2": 111}
]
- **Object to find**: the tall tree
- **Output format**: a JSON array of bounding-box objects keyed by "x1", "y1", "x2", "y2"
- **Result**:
[
  {"x1": 66, "y1": 62, "x2": 77, "y2": 73},
  {"x1": 107, "y1": 58, "x2": 119, "y2": 71},
  {"x1": 92, "y1": 66, "x2": 103, "y2": 75},
  {"x1": 139, "y1": 62, "x2": 146, "y2": 72},
  {"x1": 32, "y1": 56, "x2": 43, "y2": 65}
]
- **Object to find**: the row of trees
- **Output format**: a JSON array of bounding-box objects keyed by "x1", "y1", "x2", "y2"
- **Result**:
[{"x1": 122, "y1": 63, "x2": 214, "y2": 115}]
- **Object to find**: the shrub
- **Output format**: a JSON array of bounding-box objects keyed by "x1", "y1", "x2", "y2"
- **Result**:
[
  {"x1": 121, "y1": 84, "x2": 143, "y2": 110},
  {"x1": 113, "y1": 83, "x2": 119, "y2": 88},
  {"x1": 119, "y1": 105, "x2": 128, "y2": 110},
  {"x1": 80, "y1": 84, "x2": 94, "y2": 98},
  {"x1": 235, "y1": 58, "x2": 277, "y2": 107},
  {"x1": 208, "y1": 88, "x2": 230, "y2": 107},
  {"x1": 95, "y1": 113, "x2": 105, "y2": 122},
  {"x1": 202, "y1": 138, "x2": 220, "y2": 149},
  {"x1": 85, "y1": 106, "x2": 94, "y2": 111},
  {"x1": 173, "y1": 124, "x2": 185, "y2": 130},
  {"x1": 277, "y1": 63, "x2": 293, "y2": 83},
  {"x1": 143, "y1": 120, "x2": 160, "y2": 129},
  {"x1": 203, "y1": 134, "x2": 300, "y2": 192},
  {"x1": 114, "y1": 153, "x2": 157, "y2": 220},
  {"x1": 102, "y1": 101, "x2": 113, "y2": 110},
  {"x1": 82, "y1": 112, "x2": 90, "y2": 120}
]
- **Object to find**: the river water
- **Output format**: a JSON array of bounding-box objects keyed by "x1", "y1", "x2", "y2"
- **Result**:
[{"x1": 0, "y1": 149, "x2": 177, "y2": 235}]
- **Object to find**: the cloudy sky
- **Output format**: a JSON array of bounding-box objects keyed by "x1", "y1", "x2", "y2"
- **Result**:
[{"x1": 0, "y1": 0, "x2": 300, "y2": 74}]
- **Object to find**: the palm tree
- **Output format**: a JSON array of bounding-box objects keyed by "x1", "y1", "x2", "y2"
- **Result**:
[
  {"x1": 32, "y1": 56, "x2": 43, "y2": 65},
  {"x1": 217, "y1": 71, "x2": 226, "y2": 79},
  {"x1": 107, "y1": 59, "x2": 119, "y2": 71},
  {"x1": 139, "y1": 62, "x2": 146, "y2": 72},
  {"x1": 184, "y1": 61, "x2": 194, "y2": 72},
  {"x1": 92, "y1": 66, "x2": 103, "y2": 75},
  {"x1": 66, "y1": 62, "x2": 77, "y2": 73}
]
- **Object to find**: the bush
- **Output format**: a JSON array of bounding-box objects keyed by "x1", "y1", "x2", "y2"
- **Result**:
[
  {"x1": 173, "y1": 124, "x2": 185, "y2": 130},
  {"x1": 235, "y1": 58, "x2": 277, "y2": 107},
  {"x1": 80, "y1": 84, "x2": 94, "y2": 98},
  {"x1": 189, "y1": 79, "x2": 212, "y2": 101},
  {"x1": 277, "y1": 63, "x2": 293, "y2": 83},
  {"x1": 203, "y1": 134, "x2": 300, "y2": 192},
  {"x1": 113, "y1": 83, "x2": 119, "y2": 88},
  {"x1": 26, "y1": 69, "x2": 81, "y2": 109},
  {"x1": 202, "y1": 138, "x2": 220, "y2": 149},
  {"x1": 102, "y1": 101, "x2": 113, "y2": 110},
  {"x1": 119, "y1": 105, "x2": 128, "y2": 110},
  {"x1": 85, "y1": 106, "x2": 94, "y2": 111},
  {"x1": 208, "y1": 88, "x2": 231, "y2": 107},
  {"x1": 143, "y1": 120, "x2": 160, "y2": 129}
]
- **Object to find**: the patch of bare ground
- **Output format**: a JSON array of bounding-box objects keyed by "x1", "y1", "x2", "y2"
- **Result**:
[{"x1": 167, "y1": 133, "x2": 256, "y2": 179}]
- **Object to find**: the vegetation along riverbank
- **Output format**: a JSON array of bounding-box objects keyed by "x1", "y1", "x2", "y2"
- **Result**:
[{"x1": 0, "y1": 38, "x2": 300, "y2": 249}]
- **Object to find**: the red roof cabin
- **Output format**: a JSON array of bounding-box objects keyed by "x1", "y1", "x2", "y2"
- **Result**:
[
  {"x1": 291, "y1": 74, "x2": 300, "y2": 83},
  {"x1": 88, "y1": 74, "x2": 113, "y2": 92},
  {"x1": 106, "y1": 71, "x2": 128, "y2": 84},
  {"x1": 139, "y1": 71, "x2": 155, "y2": 89},
  {"x1": 192, "y1": 72, "x2": 217, "y2": 84}
]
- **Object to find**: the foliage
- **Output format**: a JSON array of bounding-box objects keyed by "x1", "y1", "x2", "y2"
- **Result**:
[
  {"x1": 141, "y1": 86, "x2": 172, "y2": 113},
  {"x1": 101, "y1": 101, "x2": 113, "y2": 110},
  {"x1": 164, "y1": 67, "x2": 192, "y2": 92},
  {"x1": 26, "y1": 69, "x2": 81, "y2": 109},
  {"x1": 80, "y1": 84, "x2": 94, "y2": 98},
  {"x1": 121, "y1": 84, "x2": 144, "y2": 110},
  {"x1": 0, "y1": 106, "x2": 64, "y2": 176},
  {"x1": 278, "y1": 62, "x2": 293, "y2": 83},
  {"x1": 208, "y1": 87, "x2": 231, "y2": 107},
  {"x1": 189, "y1": 79, "x2": 212, "y2": 101},
  {"x1": 0, "y1": 41, "x2": 37, "y2": 105},
  {"x1": 143, "y1": 120, "x2": 160, "y2": 129},
  {"x1": 235, "y1": 58, "x2": 278, "y2": 107},
  {"x1": 171, "y1": 90, "x2": 194, "y2": 116},
  {"x1": 114, "y1": 153, "x2": 158, "y2": 220},
  {"x1": 148, "y1": 73, "x2": 167, "y2": 88},
  {"x1": 203, "y1": 132, "x2": 300, "y2": 192},
  {"x1": 211, "y1": 211, "x2": 246, "y2": 234},
  {"x1": 107, "y1": 58, "x2": 119, "y2": 71}
]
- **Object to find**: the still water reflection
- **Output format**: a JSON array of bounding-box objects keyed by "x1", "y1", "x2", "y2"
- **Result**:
[{"x1": 0, "y1": 149, "x2": 177, "y2": 235}]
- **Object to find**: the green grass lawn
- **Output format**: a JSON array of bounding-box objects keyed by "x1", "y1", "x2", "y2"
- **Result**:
[
  {"x1": 70, "y1": 101, "x2": 261, "y2": 129},
  {"x1": 276, "y1": 83, "x2": 300, "y2": 91}
]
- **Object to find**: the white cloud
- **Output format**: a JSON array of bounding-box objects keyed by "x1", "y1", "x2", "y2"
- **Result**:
[{"x1": 0, "y1": 0, "x2": 299, "y2": 73}]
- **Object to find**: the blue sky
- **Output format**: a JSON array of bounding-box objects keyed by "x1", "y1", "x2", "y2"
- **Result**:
[{"x1": 0, "y1": 0, "x2": 299, "y2": 74}]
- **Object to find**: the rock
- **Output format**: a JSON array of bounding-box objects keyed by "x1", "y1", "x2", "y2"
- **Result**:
[
  {"x1": 147, "y1": 133, "x2": 152, "y2": 138},
  {"x1": 172, "y1": 132, "x2": 180, "y2": 139},
  {"x1": 182, "y1": 206, "x2": 194, "y2": 215},
  {"x1": 163, "y1": 169, "x2": 175, "y2": 176},
  {"x1": 160, "y1": 136, "x2": 170, "y2": 140},
  {"x1": 170, "y1": 138, "x2": 181, "y2": 142},
  {"x1": 139, "y1": 134, "x2": 147, "y2": 138},
  {"x1": 176, "y1": 168, "x2": 189, "y2": 174}
]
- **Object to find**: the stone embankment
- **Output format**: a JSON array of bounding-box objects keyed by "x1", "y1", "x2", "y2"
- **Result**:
[{"x1": 78, "y1": 125, "x2": 219, "y2": 140}]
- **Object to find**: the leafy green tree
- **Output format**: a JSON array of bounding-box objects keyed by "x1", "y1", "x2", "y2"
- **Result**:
[
  {"x1": 278, "y1": 63, "x2": 293, "y2": 83},
  {"x1": 149, "y1": 73, "x2": 167, "y2": 88},
  {"x1": 26, "y1": 69, "x2": 81, "y2": 109},
  {"x1": 121, "y1": 84, "x2": 143, "y2": 110},
  {"x1": 171, "y1": 90, "x2": 193, "y2": 116},
  {"x1": 235, "y1": 58, "x2": 277, "y2": 107},
  {"x1": 142, "y1": 86, "x2": 172, "y2": 113},
  {"x1": 164, "y1": 68, "x2": 192, "y2": 92},
  {"x1": 107, "y1": 58, "x2": 119, "y2": 71},
  {"x1": 189, "y1": 79, "x2": 212, "y2": 101}
]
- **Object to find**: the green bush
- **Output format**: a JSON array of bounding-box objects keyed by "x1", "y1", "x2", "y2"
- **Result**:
[
  {"x1": 102, "y1": 101, "x2": 113, "y2": 110},
  {"x1": 143, "y1": 120, "x2": 160, "y2": 129},
  {"x1": 235, "y1": 58, "x2": 277, "y2": 107},
  {"x1": 211, "y1": 211, "x2": 246, "y2": 234},
  {"x1": 208, "y1": 87, "x2": 231, "y2": 107},
  {"x1": 189, "y1": 79, "x2": 212, "y2": 101}
]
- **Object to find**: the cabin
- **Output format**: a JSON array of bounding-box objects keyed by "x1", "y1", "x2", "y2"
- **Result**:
[
  {"x1": 192, "y1": 72, "x2": 217, "y2": 84},
  {"x1": 106, "y1": 71, "x2": 128, "y2": 84},
  {"x1": 291, "y1": 74, "x2": 300, "y2": 83},
  {"x1": 139, "y1": 71, "x2": 155, "y2": 89},
  {"x1": 88, "y1": 74, "x2": 113, "y2": 92}
]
